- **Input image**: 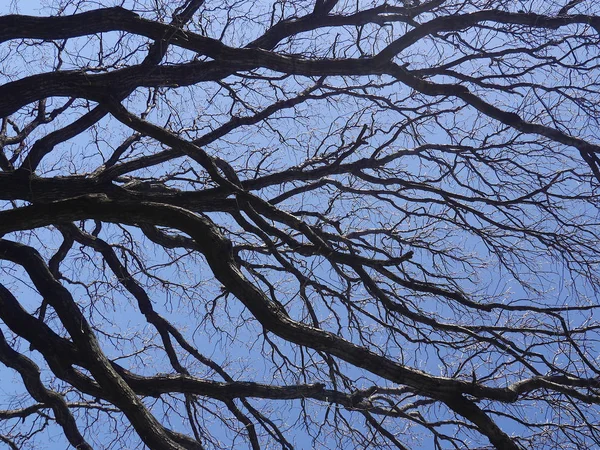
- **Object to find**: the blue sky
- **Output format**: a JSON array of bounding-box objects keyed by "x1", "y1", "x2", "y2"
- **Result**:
[{"x1": 1, "y1": 1, "x2": 600, "y2": 449}]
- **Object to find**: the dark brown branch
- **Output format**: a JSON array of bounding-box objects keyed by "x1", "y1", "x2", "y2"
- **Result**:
[
  {"x1": 0, "y1": 330, "x2": 93, "y2": 450},
  {"x1": 0, "y1": 196, "x2": 522, "y2": 403}
]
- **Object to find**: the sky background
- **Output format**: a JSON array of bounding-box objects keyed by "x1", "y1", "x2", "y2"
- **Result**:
[{"x1": 1, "y1": 1, "x2": 599, "y2": 449}]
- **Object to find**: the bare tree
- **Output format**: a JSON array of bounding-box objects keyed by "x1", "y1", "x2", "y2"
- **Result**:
[{"x1": 1, "y1": 0, "x2": 600, "y2": 448}]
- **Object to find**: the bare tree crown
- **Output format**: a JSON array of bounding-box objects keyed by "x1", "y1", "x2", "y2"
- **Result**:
[{"x1": 1, "y1": 0, "x2": 599, "y2": 449}]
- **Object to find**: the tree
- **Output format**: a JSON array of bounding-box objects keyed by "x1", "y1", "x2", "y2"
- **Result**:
[{"x1": 0, "y1": 0, "x2": 599, "y2": 448}]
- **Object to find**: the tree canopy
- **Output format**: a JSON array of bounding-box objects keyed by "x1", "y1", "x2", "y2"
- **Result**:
[{"x1": 1, "y1": 0, "x2": 600, "y2": 449}]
